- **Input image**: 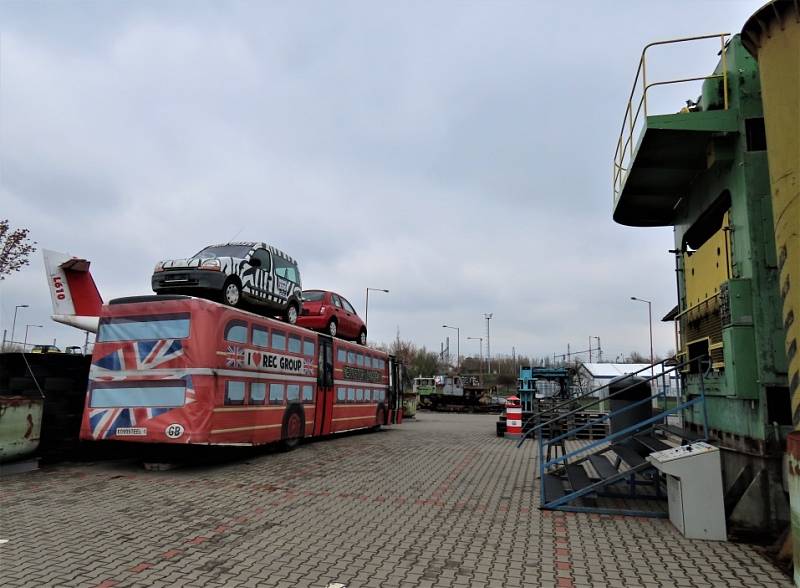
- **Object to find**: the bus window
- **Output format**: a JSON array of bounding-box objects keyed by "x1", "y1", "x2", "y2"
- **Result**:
[
  {"x1": 355, "y1": 353, "x2": 363, "y2": 367},
  {"x1": 225, "y1": 381, "x2": 246, "y2": 405},
  {"x1": 302, "y1": 385, "x2": 313, "y2": 403},
  {"x1": 356, "y1": 389, "x2": 363, "y2": 401},
  {"x1": 288, "y1": 335, "x2": 302, "y2": 354},
  {"x1": 303, "y1": 339, "x2": 315, "y2": 357},
  {"x1": 364, "y1": 356, "x2": 372, "y2": 368},
  {"x1": 337, "y1": 388, "x2": 346, "y2": 402},
  {"x1": 98, "y1": 313, "x2": 191, "y2": 342},
  {"x1": 272, "y1": 331, "x2": 286, "y2": 351},
  {"x1": 225, "y1": 321, "x2": 248, "y2": 344},
  {"x1": 269, "y1": 383, "x2": 284, "y2": 405},
  {"x1": 364, "y1": 389, "x2": 372, "y2": 402},
  {"x1": 347, "y1": 351, "x2": 356, "y2": 364},
  {"x1": 251, "y1": 382, "x2": 266, "y2": 405},
  {"x1": 287, "y1": 384, "x2": 300, "y2": 402},
  {"x1": 90, "y1": 383, "x2": 185, "y2": 408},
  {"x1": 347, "y1": 388, "x2": 355, "y2": 402},
  {"x1": 252, "y1": 326, "x2": 269, "y2": 348},
  {"x1": 337, "y1": 348, "x2": 347, "y2": 363}
]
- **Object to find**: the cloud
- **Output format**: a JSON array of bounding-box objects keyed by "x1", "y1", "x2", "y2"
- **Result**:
[{"x1": 0, "y1": 1, "x2": 761, "y2": 362}]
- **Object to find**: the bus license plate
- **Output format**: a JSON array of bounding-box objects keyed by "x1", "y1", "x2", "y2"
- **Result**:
[{"x1": 116, "y1": 427, "x2": 147, "y2": 436}]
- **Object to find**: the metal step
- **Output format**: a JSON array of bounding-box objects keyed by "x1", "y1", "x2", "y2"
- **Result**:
[
  {"x1": 611, "y1": 444, "x2": 647, "y2": 468},
  {"x1": 634, "y1": 434, "x2": 671, "y2": 453},
  {"x1": 543, "y1": 473, "x2": 565, "y2": 504},
  {"x1": 566, "y1": 463, "x2": 593, "y2": 491},
  {"x1": 589, "y1": 453, "x2": 619, "y2": 480},
  {"x1": 656, "y1": 424, "x2": 702, "y2": 442},
  {"x1": 566, "y1": 464, "x2": 597, "y2": 507}
]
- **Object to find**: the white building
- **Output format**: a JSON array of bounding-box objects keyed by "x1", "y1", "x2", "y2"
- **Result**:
[{"x1": 577, "y1": 362, "x2": 681, "y2": 398}]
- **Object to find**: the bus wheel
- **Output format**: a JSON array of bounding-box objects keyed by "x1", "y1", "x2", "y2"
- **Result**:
[
  {"x1": 281, "y1": 407, "x2": 304, "y2": 450},
  {"x1": 222, "y1": 279, "x2": 242, "y2": 307},
  {"x1": 372, "y1": 406, "x2": 385, "y2": 431}
]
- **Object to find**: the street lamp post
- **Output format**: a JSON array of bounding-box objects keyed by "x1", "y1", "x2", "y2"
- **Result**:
[
  {"x1": 10, "y1": 304, "x2": 29, "y2": 349},
  {"x1": 364, "y1": 288, "x2": 389, "y2": 333},
  {"x1": 631, "y1": 297, "x2": 654, "y2": 375},
  {"x1": 442, "y1": 325, "x2": 460, "y2": 371},
  {"x1": 467, "y1": 336, "x2": 483, "y2": 374},
  {"x1": 484, "y1": 313, "x2": 493, "y2": 373},
  {"x1": 23, "y1": 324, "x2": 43, "y2": 351}
]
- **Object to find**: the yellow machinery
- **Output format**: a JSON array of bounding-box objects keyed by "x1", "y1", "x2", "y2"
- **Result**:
[
  {"x1": 742, "y1": 0, "x2": 799, "y2": 437},
  {"x1": 743, "y1": 1, "x2": 800, "y2": 581}
]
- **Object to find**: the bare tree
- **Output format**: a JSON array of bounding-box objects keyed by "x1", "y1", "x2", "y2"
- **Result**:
[{"x1": 0, "y1": 220, "x2": 37, "y2": 279}]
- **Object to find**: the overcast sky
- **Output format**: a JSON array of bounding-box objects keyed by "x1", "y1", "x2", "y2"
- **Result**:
[{"x1": 0, "y1": 0, "x2": 761, "y2": 363}]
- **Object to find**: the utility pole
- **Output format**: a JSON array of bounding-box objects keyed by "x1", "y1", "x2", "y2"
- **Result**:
[
  {"x1": 631, "y1": 297, "x2": 655, "y2": 376},
  {"x1": 442, "y1": 325, "x2": 460, "y2": 371},
  {"x1": 484, "y1": 313, "x2": 493, "y2": 373},
  {"x1": 11, "y1": 304, "x2": 29, "y2": 348}
]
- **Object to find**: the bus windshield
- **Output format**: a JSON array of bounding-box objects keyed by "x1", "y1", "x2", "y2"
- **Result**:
[{"x1": 98, "y1": 313, "x2": 191, "y2": 342}]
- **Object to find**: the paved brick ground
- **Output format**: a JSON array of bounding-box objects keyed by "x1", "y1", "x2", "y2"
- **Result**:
[{"x1": 0, "y1": 412, "x2": 791, "y2": 587}]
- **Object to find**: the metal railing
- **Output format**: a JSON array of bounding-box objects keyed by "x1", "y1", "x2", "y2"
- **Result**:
[
  {"x1": 527, "y1": 358, "x2": 709, "y2": 513},
  {"x1": 612, "y1": 33, "x2": 730, "y2": 204},
  {"x1": 532, "y1": 359, "x2": 708, "y2": 516},
  {"x1": 517, "y1": 359, "x2": 677, "y2": 441}
]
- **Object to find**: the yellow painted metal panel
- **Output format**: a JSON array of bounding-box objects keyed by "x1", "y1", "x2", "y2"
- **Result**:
[{"x1": 684, "y1": 213, "x2": 732, "y2": 308}]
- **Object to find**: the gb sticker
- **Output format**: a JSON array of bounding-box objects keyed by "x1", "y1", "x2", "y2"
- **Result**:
[{"x1": 165, "y1": 423, "x2": 185, "y2": 439}]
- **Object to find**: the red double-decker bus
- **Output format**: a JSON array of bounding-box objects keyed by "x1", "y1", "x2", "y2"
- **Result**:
[{"x1": 81, "y1": 295, "x2": 403, "y2": 448}]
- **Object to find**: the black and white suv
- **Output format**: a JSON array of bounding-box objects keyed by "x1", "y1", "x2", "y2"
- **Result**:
[{"x1": 152, "y1": 242, "x2": 304, "y2": 323}]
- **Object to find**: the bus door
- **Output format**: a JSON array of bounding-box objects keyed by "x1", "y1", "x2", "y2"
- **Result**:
[
  {"x1": 314, "y1": 335, "x2": 335, "y2": 436},
  {"x1": 388, "y1": 356, "x2": 404, "y2": 424}
]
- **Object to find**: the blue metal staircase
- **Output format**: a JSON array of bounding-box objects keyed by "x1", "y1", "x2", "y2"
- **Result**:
[{"x1": 518, "y1": 359, "x2": 708, "y2": 517}]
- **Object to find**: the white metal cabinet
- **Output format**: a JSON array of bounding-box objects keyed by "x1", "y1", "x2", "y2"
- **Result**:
[{"x1": 646, "y1": 442, "x2": 727, "y2": 541}]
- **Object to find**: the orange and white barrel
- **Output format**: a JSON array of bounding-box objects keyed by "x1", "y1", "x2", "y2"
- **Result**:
[{"x1": 505, "y1": 396, "x2": 522, "y2": 438}]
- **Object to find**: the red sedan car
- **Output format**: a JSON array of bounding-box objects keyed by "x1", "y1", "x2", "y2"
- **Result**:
[{"x1": 297, "y1": 290, "x2": 367, "y2": 344}]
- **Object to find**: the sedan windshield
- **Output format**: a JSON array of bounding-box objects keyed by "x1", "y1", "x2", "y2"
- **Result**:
[
  {"x1": 194, "y1": 245, "x2": 251, "y2": 259},
  {"x1": 302, "y1": 290, "x2": 325, "y2": 302}
]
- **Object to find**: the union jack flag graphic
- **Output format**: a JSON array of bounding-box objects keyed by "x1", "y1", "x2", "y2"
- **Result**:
[
  {"x1": 87, "y1": 338, "x2": 191, "y2": 439},
  {"x1": 92, "y1": 338, "x2": 184, "y2": 374},
  {"x1": 87, "y1": 376, "x2": 196, "y2": 440},
  {"x1": 225, "y1": 345, "x2": 245, "y2": 368}
]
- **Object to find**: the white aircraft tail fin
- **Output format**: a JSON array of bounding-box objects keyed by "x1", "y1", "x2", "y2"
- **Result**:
[{"x1": 43, "y1": 249, "x2": 102, "y2": 333}]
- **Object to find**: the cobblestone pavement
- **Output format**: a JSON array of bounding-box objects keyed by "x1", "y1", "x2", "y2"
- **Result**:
[{"x1": 0, "y1": 412, "x2": 791, "y2": 587}]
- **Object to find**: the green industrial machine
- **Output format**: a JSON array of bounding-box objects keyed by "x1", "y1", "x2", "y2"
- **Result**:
[{"x1": 613, "y1": 31, "x2": 790, "y2": 536}]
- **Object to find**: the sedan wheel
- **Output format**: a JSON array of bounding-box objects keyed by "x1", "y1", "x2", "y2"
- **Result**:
[
  {"x1": 358, "y1": 329, "x2": 367, "y2": 345},
  {"x1": 328, "y1": 320, "x2": 337, "y2": 337},
  {"x1": 224, "y1": 282, "x2": 241, "y2": 306}
]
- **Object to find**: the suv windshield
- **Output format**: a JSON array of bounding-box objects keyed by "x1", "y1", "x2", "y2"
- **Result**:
[
  {"x1": 303, "y1": 291, "x2": 325, "y2": 302},
  {"x1": 194, "y1": 245, "x2": 251, "y2": 259}
]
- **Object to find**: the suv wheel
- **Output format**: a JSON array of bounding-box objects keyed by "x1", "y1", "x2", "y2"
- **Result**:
[
  {"x1": 223, "y1": 280, "x2": 242, "y2": 307},
  {"x1": 327, "y1": 319, "x2": 337, "y2": 338},
  {"x1": 285, "y1": 303, "x2": 298, "y2": 325}
]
